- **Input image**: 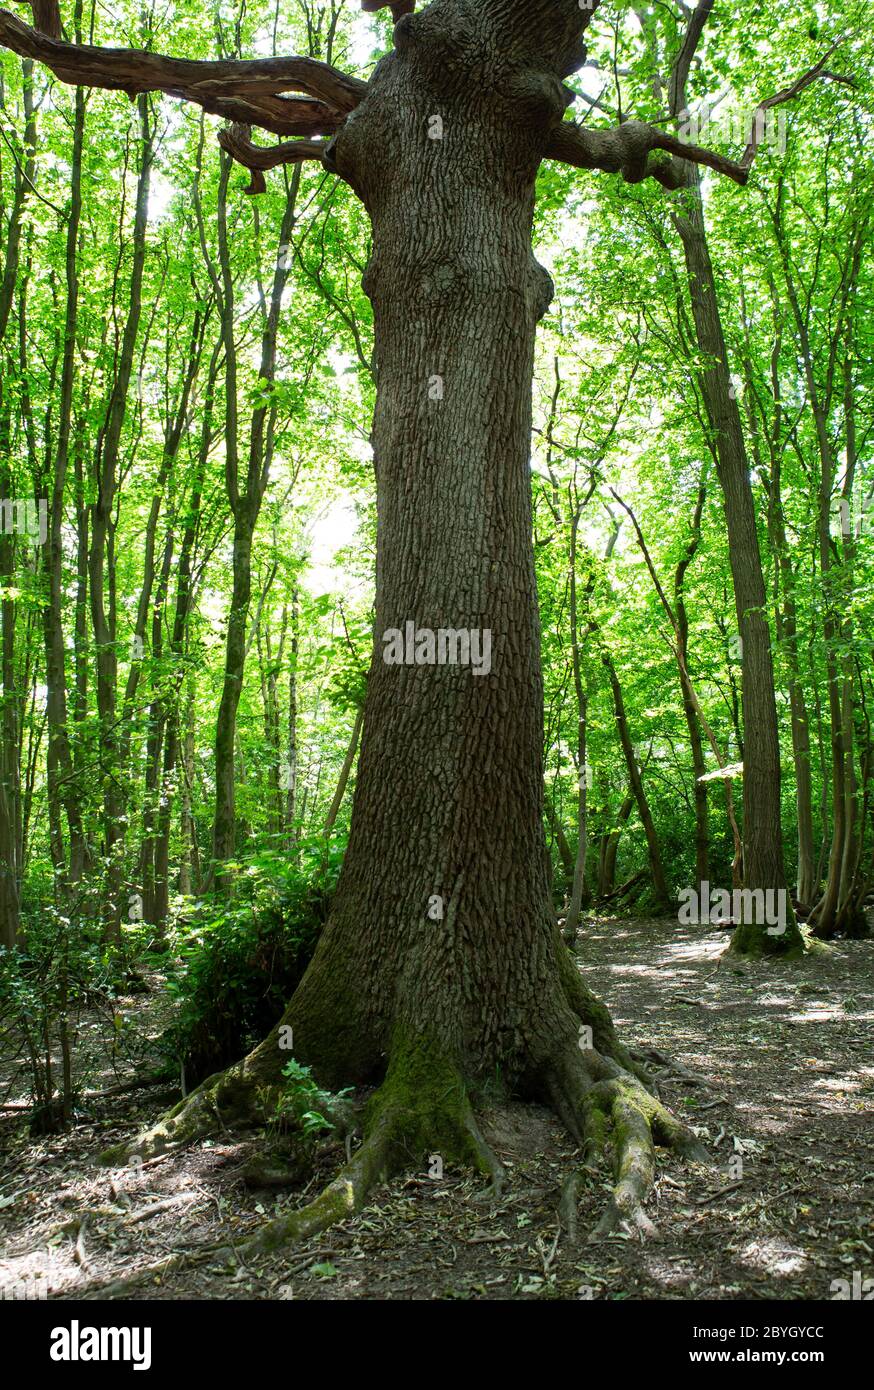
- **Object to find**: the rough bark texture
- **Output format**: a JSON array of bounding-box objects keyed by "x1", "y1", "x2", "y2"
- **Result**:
[
  {"x1": 96, "y1": 3, "x2": 712, "y2": 1257},
  {"x1": 281, "y1": 1, "x2": 580, "y2": 1086}
]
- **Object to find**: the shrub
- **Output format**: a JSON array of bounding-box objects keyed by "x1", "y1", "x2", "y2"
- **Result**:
[
  {"x1": 0, "y1": 902, "x2": 136, "y2": 1134},
  {"x1": 272, "y1": 1058, "x2": 352, "y2": 1140},
  {"x1": 162, "y1": 846, "x2": 337, "y2": 1087}
]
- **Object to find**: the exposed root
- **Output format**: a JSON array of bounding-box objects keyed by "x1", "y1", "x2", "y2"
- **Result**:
[
  {"x1": 558, "y1": 1170, "x2": 585, "y2": 1243},
  {"x1": 230, "y1": 1123, "x2": 391, "y2": 1263},
  {"x1": 92, "y1": 971, "x2": 701, "y2": 1285},
  {"x1": 99, "y1": 1042, "x2": 358, "y2": 1168},
  {"x1": 234, "y1": 1033, "x2": 505, "y2": 1259},
  {"x1": 99, "y1": 1061, "x2": 281, "y2": 1166},
  {"x1": 83, "y1": 1032, "x2": 503, "y2": 1294},
  {"x1": 85, "y1": 1117, "x2": 396, "y2": 1298},
  {"x1": 546, "y1": 1039, "x2": 710, "y2": 1242},
  {"x1": 556, "y1": 935, "x2": 653, "y2": 1087},
  {"x1": 631, "y1": 1045, "x2": 709, "y2": 1089},
  {"x1": 589, "y1": 1085, "x2": 659, "y2": 1240}
]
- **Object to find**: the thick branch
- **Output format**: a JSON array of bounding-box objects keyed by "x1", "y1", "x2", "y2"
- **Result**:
[
  {"x1": 545, "y1": 118, "x2": 750, "y2": 188},
  {"x1": 549, "y1": 44, "x2": 848, "y2": 191},
  {"x1": 0, "y1": 9, "x2": 366, "y2": 137},
  {"x1": 217, "y1": 123, "x2": 328, "y2": 195}
]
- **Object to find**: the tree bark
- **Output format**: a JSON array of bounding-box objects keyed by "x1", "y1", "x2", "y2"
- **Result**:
[{"x1": 268, "y1": 0, "x2": 644, "y2": 1084}]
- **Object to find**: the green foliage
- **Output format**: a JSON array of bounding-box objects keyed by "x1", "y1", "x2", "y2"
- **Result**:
[
  {"x1": 161, "y1": 849, "x2": 337, "y2": 1086},
  {"x1": 272, "y1": 1057, "x2": 352, "y2": 1140},
  {"x1": 0, "y1": 0, "x2": 871, "y2": 1090},
  {"x1": 0, "y1": 909, "x2": 136, "y2": 1134}
]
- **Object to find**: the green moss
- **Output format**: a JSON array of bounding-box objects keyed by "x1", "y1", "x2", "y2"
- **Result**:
[
  {"x1": 280, "y1": 960, "x2": 379, "y2": 1090},
  {"x1": 728, "y1": 913, "x2": 806, "y2": 959},
  {"x1": 364, "y1": 1028, "x2": 490, "y2": 1176},
  {"x1": 244, "y1": 1178, "x2": 355, "y2": 1259},
  {"x1": 802, "y1": 935, "x2": 834, "y2": 958}
]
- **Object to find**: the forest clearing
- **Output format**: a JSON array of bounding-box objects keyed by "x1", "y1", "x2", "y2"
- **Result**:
[{"x1": 0, "y1": 0, "x2": 872, "y2": 1339}]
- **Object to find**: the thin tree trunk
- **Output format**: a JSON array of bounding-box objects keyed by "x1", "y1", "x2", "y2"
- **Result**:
[
  {"x1": 40, "y1": 81, "x2": 89, "y2": 890},
  {"x1": 208, "y1": 163, "x2": 298, "y2": 878},
  {"x1": 284, "y1": 590, "x2": 299, "y2": 846},
  {"x1": 88, "y1": 93, "x2": 153, "y2": 935},
  {"x1": 321, "y1": 705, "x2": 364, "y2": 840},
  {"x1": 672, "y1": 180, "x2": 799, "y2": 953},
  {"x1": 599, "y1": 650, "x2": 671, "y2": 909},
  {"x1": 742, "y1": 282, "x2": 816, "y2": 905},
  {"x1": 598, "y1": 792, "x2": 634, "y2": 900},
  {"x1": 563, "y1": 506, "x2": 589, "y2": 939}
]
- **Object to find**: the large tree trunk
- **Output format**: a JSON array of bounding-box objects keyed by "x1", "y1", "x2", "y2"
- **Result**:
[
  {"x1": 110, "y1": 0, "x2": 707, "y2": 1250},
  {"x1": 285, "y1": 11, "x2": 590, "y2": 1083}
]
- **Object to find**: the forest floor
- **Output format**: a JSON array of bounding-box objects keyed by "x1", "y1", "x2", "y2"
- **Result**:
[{"x1": 1, "y1": 917, "x2": 873, "y2": 1302}]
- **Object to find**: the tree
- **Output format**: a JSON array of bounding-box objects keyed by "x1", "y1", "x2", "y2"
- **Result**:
[
  {"x1": 614, "y1": 0, "x2": 815, "y2": 956},
  {"x1": 0, "y1": 49, "x2": 36, "y2": 944},
  {"x1": 0, "y1": 0, "x2": 842, "y2": 1249}
]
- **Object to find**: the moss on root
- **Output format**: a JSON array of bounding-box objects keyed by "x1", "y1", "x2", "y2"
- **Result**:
[
  {"x1": 546, "y1": 1040, "x2": 710, "y2": 1242},
  {"x1": 363, "y1": 1030, "x2": 503, "y2": 1183},
  {"x1": 98, "y1": 1063, "x2": 280, "y2": 1166},
  {"x1": 728, "y1": 913, "x2": 806, "y2": 959},
  {"x1": 92, "y1": 951, "x2": 706, "y2": 1278}
]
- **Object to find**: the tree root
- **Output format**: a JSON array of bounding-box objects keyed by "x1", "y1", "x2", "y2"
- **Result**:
[
  {"x1": 98, "y1": 1062, "x2": 280, "y2": 1166},
  {"x1": 91, "y1": 988, "x2": 702, "y2": 1285},
  {"x1": 545, "y1": 1040, "x2": 710, "y2": 1242},
  {"x1": 233, "y1": 1034, "x2": 504, "y2": 1260},
  {"x1": 83, "y1": 1032, "x2": 505, "y2": 1295},
  {"x1": 84, "y1": 1122, "x2": 394, "y2": 1298}
]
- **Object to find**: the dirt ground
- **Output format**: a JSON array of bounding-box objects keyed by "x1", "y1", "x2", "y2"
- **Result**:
[{"x1": 2, "y1": 918, "x2": 872, "y2": 1302}]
